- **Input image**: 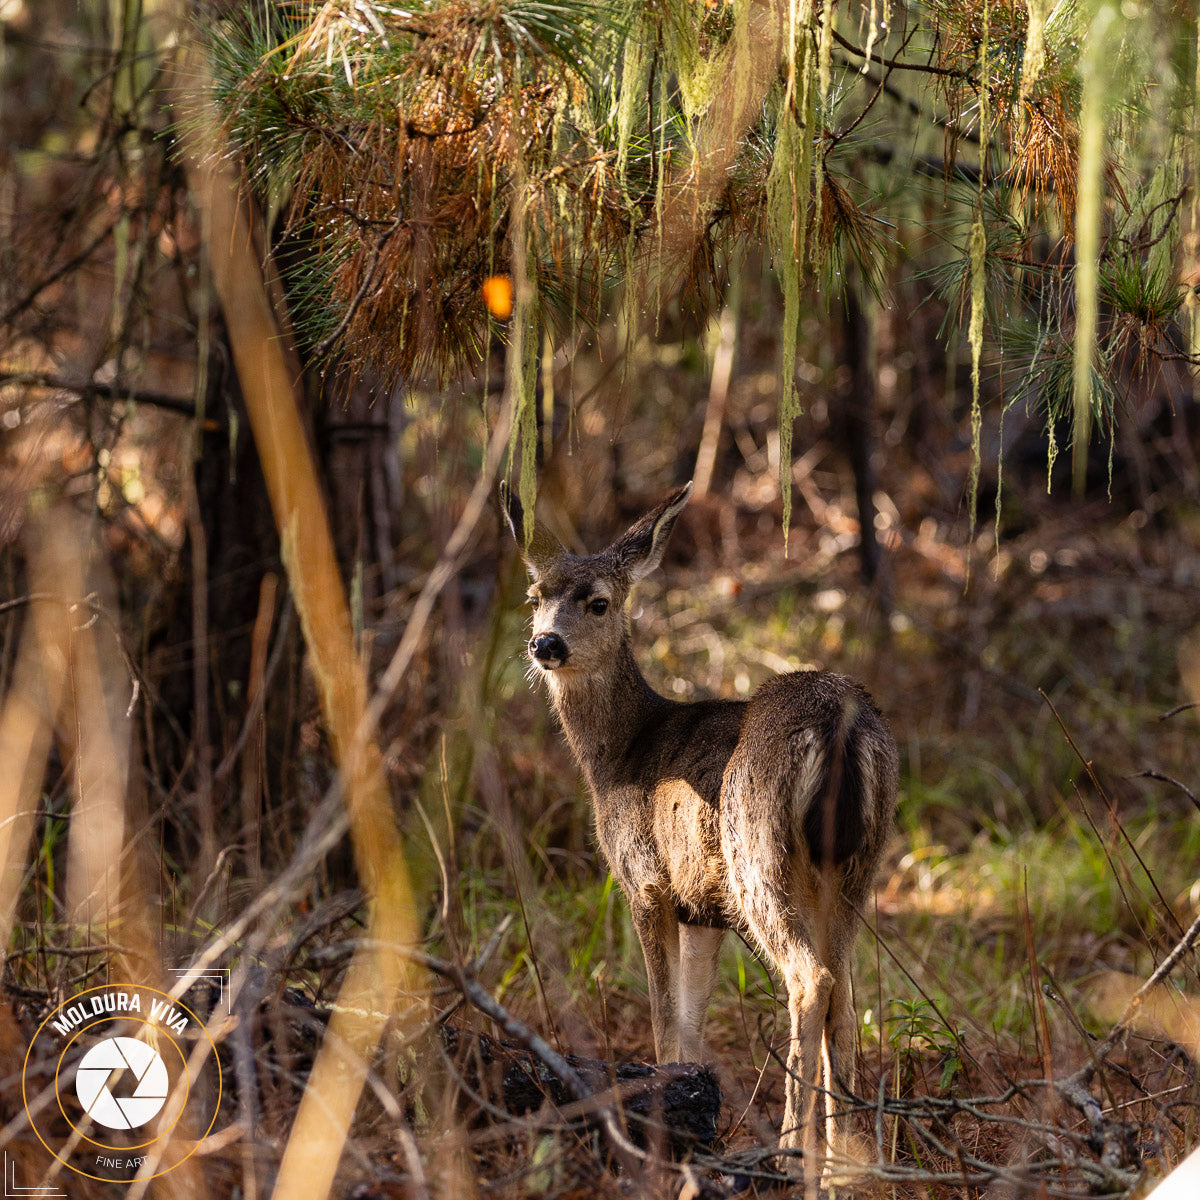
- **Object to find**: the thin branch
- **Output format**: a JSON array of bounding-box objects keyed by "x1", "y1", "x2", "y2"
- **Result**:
[
  {"x1": 1122, "y1": 185, "x2": 1189, "y2": 255},
  {"x1": 835, "y1": 59, "x2": 983, "y2": 148},
  {"x1": 1135, "y1": 769, "x2": 1200, "y2": 814},
  {"x1": 829, "y1": 22, "x2": 923, "y2": 151},
  {"x1": 830, "y1": 26, "x2": 971, "y2": 80},
  {"x1": 0, "y1": 219, "x2": 119, "y2": 328},
  {"x1": 0, "y1": 370, "x2": 198, "y2": 417}
]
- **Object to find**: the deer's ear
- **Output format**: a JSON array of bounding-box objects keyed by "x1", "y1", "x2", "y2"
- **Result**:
[
  {"x1": 499, "y1": 481, "x2": 562, "y2": 578},
  {"x1": 610, "y1": 481, "x2": 692, "y2": 582}
]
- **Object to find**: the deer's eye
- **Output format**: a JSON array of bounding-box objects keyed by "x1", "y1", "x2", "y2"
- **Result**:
[
  {"x1": 527, "y1": 596, "x2": 541, "y2": 609},
  {"x1": 587, "y1": 597, "x2": 609, "y2": 616}
]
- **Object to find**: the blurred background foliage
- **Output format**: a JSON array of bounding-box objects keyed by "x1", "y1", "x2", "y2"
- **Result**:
[
  {"x1": 2, "y1": 0, "x2": 1200, "y2": 1195},
  {"x1": 203, "y1": 0, "x2": 1200, "y2": 500}
]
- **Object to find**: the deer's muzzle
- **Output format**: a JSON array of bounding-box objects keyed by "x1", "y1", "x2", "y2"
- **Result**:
[{"x1": 529, "y1": 633, "x2": 569, "y2": 669}]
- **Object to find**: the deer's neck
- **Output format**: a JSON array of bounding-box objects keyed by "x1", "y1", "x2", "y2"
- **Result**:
[{"x1": 546, "y1": 638, "x2": 663, "y2": 791}]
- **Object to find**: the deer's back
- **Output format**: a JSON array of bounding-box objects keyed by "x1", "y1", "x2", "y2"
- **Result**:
[
  {"x1": 724, "y1": 670, "x2": 897, "y2": 894},
  {"x1": 592, "y1": 671, "x2": 896, "y2": 928}
]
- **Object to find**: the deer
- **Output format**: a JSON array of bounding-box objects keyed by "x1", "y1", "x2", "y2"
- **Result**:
[{"x1": 500, "y1": 479, "x2": 898, "y2": 1185}]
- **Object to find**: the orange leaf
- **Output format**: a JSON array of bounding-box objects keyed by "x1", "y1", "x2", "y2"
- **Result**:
[{"x1": 482, "y1": 274, "x2": 513, "y2": 320}]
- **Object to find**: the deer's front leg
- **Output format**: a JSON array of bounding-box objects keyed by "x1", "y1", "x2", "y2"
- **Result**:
[
  {"x1": 629, "y1": 898, "x2": 681, "y2": 1062},
  {"x1": 678, "y1": 922, "x2": 724, "y2": 1062}
]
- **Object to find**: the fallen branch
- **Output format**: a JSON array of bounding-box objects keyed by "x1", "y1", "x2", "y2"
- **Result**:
[
  {"x1": 411, "y1": 951, "x2": 722, "y2": 1170},
  {"x1": 440, "y1": 1025, "x2": 721, "y2": 1153},
  {"x1": 1053, "y1": 908, "x2": 1200, "y2": 1170},
  {"x1": 413, "y1": 952, "x2": 648, "y2": 1169}
]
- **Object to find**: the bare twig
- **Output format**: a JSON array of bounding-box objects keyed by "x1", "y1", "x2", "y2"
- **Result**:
[
  {"x1": 412, "y1": 950, "x2": 648, "y2": 1171},
  {"x1": 1136, "y1": 769, "x2": 1200, "y2": 814}
]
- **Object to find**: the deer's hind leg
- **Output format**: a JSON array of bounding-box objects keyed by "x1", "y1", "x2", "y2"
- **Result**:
[
  {"x1": 725, "y1": 871, "x2": 831, "y2": 1187},
  {"x1": 826, "y1": 957, "x2": 856, "y2": 1099},
  {"x1": 819, "y1": 933, "x2": 873, "y2": 1184},
  {"x1": 779, "y1": 947, "x2": 835, "y2": 1195}
]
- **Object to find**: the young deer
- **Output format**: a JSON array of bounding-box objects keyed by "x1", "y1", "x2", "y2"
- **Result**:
[{"x1": 501, "y1": 481, "x2": 898, "y2": 1179}]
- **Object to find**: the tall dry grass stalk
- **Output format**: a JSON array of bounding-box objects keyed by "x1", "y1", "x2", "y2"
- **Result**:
[
  {"x1": 0, "y1": 500, "x2": 205, "y2": 1195},
  {"x1": 0, "y1": 515, "x2": 73, "y2": 953},
  {"x1": 168, "y1": 46, "x2": 431, "y2": 1200},
  {"x1": 50, "y1": 508, "x2": 129, "y2": 933}
]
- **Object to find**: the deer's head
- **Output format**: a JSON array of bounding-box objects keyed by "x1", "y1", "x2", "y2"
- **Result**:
[{"x1": 501, "y1": 482, "x2": 692, "y2": 678}]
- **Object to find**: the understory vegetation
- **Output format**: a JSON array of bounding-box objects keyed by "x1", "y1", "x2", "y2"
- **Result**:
[{"x1": 2, "y1": 1, "x2": 1199, "y2": 1197}]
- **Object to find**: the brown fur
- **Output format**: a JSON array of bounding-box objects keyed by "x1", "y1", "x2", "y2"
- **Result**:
[{"x1": 501, "y1": 481, "x2": 899, "y2": 1185}]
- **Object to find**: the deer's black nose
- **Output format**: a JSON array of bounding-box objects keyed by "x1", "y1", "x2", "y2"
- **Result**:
[{"x1": 529, "y1": 633, "x2": 568, "y2": 667}]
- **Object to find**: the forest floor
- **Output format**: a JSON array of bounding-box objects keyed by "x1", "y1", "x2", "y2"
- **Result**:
[
  {"x1": 6, "y1": 413, "x2": 1200, "y2": 1197},
  {"x1": 360, "y1": 449, "x2": 1200, "y2": 1197},
  {"x1": 476, "y1": 499, "x2": 1196, "y2": 1195},
  {"x1": 4, "y1": 305, "x2": 1200, "y2": 1198}
]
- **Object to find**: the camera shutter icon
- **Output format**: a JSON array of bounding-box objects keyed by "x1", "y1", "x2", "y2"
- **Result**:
[{"x1": 74, "y1": 1036, "x2": 170, "y2": 1130}]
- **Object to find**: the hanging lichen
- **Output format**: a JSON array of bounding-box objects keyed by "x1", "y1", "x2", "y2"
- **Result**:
[
  {"x1": 731, "y1": 0, "x2": 751, "y2": 133},
  {"x1": 499, "y1": 120, "x2": 541, "y2": 545},
  {"x1": 1190, "y1": 9, "x2": 1200, "y2": 373},
  {"x1": 811, "y1": 0, "x2": 833, "y2": 260},
  {"x1": 965, "y1": 0, "x2": 988, "y2": 578},
  {"x1": 662, "y1": 0, "x2": 722, "y2": 124},
  {"x1": 1194, "y1": 7, "x2": 1200, "y2": 239},
  {"x1": 1046, "y1": 417, "x2": 1058, "y2": 492},
  {"x1": 1018, "y1": 0, "x2": 1051, "y2": 129},
  {"x1": 766, "y1": 2, "x2": 816, "y2": 548},
  {"x1": 816, "y1": 0, "x2": 832, "y2": 115},
  {"x1": 977, "y1": 0, "x2": 990, "y2": 172},
  {"x1": 654, "y1": 61, "x2": 667, "y2": 326},
  {"x1": 1106, "y1": 411, "x2": 1114, "y2": 500},
  {"x1": 616, "y1": 26, "x2": 648, "y2": 189},
  {"x1": 517, "y1": 294, "x2": 540, "y2": 547},
  {"x1": 766, "y1": 113, "x2": 801, "y2": 548},
  {"x1": 620, "y1": 221, "x2": 639, "y2": 391},
  {"x1": 994, "y1": 397, "x2": 1006, "y2": 560},
  {"x1": 1072, "y1": 3, "x2": 1120, "y2": 495},
  {"x1": 967, "y1": 213, "x2": 986, "y2": 564},
  {"x1": 863, "y1": 0, "x2": 880, "y2": 67},
  {"x1": 782, "y1": 0, "x2": 795, "y2": 95}
]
